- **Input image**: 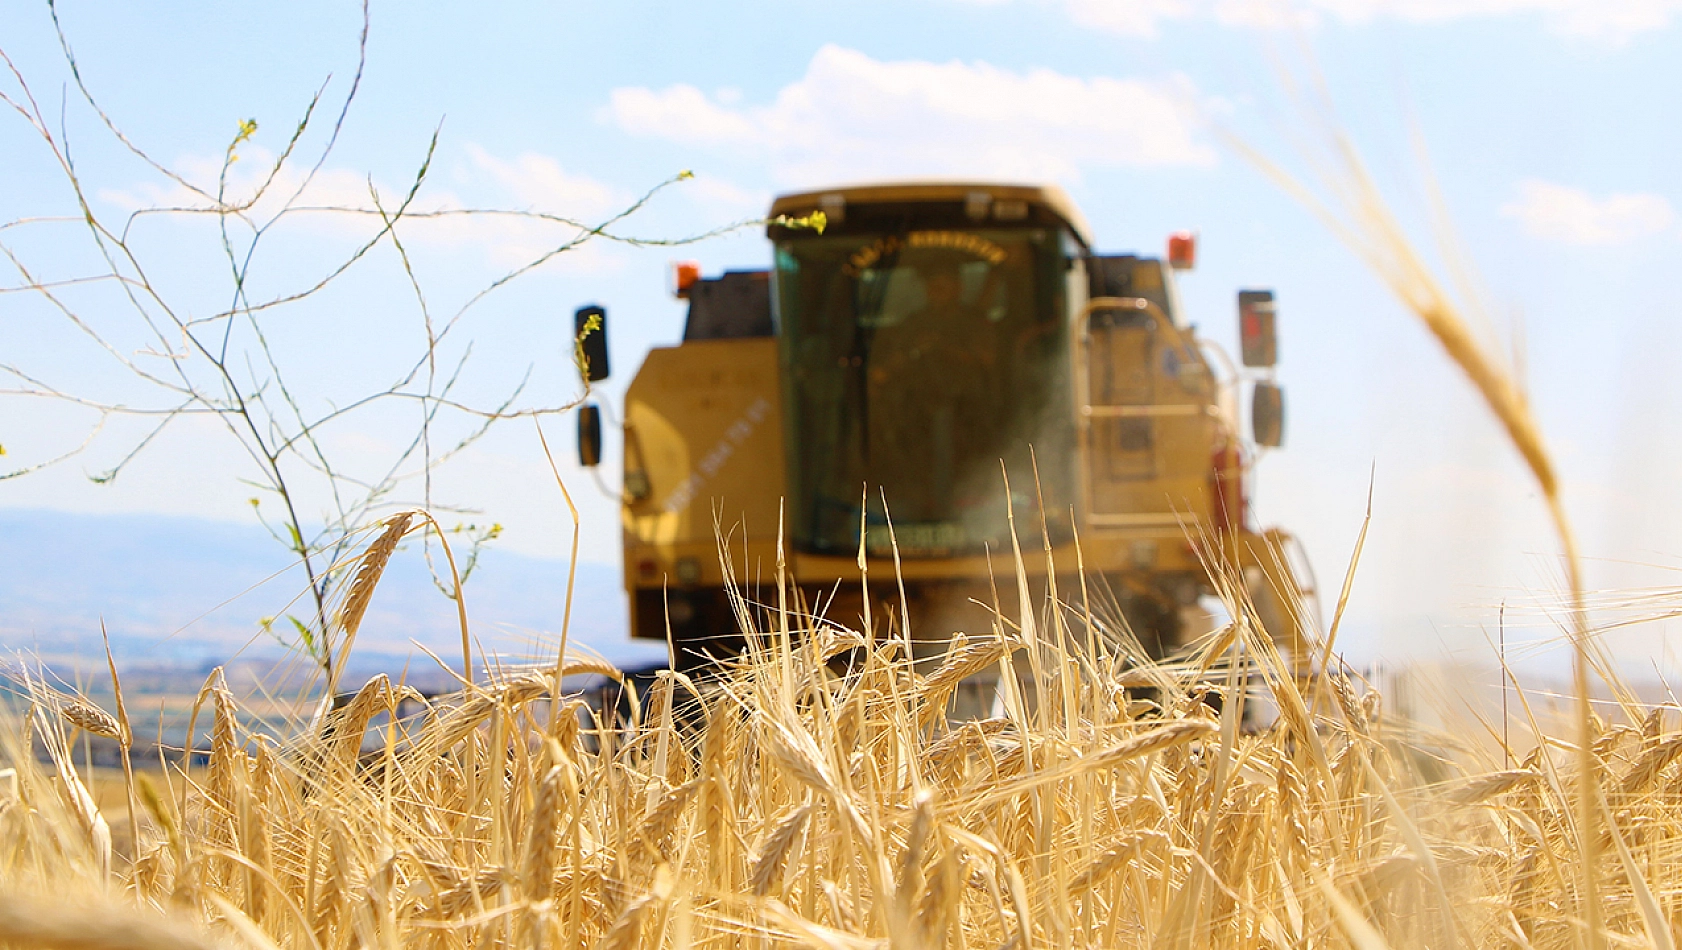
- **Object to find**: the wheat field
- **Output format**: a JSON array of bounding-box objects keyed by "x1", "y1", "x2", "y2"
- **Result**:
[
  {"x1": 1, "y1": 534, "x2": 1678, "y2": 950},
  {"x1": 1, "y1": 44, "x2": 1671, "y2": 946}
]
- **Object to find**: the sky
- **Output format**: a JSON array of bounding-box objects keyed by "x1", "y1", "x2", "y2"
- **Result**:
[{"x1": 3, "y1": 0, "x2": 1681, "y2": 679}]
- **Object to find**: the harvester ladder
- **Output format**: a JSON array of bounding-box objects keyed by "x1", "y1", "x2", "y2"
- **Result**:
[{"x1": 1076, "y1": 297, "x2": 1211, "y2": 529}]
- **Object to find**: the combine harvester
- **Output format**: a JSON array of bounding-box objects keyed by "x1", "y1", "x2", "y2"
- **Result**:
[{"x1": 574, "y1": 182, "x2": 1314, "y2": 688}]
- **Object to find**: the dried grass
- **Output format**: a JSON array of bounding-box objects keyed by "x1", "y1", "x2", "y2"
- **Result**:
[
  {"x1": 3, "y1": 534, "x2": 1682, "y2": 948},
  {"x1": 1220, "y1": 47, "x2": 1669, "y2": 946}
]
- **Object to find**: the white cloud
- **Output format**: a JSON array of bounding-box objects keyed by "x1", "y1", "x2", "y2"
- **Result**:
[
  {"x1": 1322, "y1": 0, "x2": 1682, "y2": 40},
  {"x1": 1062, "y1": 0, "x2": 1199, "y2": 35},
  {"x1": 1501, "y1": 179, "x2": 1676, "y2": 245},
  {"x1": 463, "y1": 145, "x2": 624, "y2": 219},
  {"x1": 609, "y1": 84, "x2": 762, "y2": 146},
  {"x1": 602, "y1": 45, "x2": 1214, "y2": 187},
  {"x1": 683, "y1": 175, "x2": 772, "y2": 220},
  {"x1": 1009, "y1": 0, "x2": 1210, "y2": 36},
  {"x1": 1010, "y1": 0, "x2": 1682, "y2": 42}
]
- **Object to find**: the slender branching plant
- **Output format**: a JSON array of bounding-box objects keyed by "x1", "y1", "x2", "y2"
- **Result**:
[{"x1": 0, "y1": 5, "x2": 755, "y2": 684}]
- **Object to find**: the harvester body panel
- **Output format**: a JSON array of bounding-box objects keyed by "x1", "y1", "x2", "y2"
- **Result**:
[{"x1": 615, "y1": 182, "x2": 1313, "y2": 667}]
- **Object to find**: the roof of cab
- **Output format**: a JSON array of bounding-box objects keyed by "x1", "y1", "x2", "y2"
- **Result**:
[{"x1": 768, "y1": 181, "x2": 1093, "y2": 248}]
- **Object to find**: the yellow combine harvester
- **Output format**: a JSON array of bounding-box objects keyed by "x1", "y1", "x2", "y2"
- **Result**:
[{"x1": 576, "y1": 182, "x2": 1314, "y2": 672}]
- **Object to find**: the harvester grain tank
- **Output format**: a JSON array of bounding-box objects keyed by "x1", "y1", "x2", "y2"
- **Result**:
[{"x1": 576, "y1": 182, "x2": 1313, "y2": 670}]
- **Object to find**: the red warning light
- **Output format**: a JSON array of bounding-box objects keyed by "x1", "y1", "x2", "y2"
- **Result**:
[
  {"x1": 1167, "y1": 231, "x2": 1197, "y2": 270},
  {"x1": 674, "y1": 261, "x2": 702, "y2": 298}
]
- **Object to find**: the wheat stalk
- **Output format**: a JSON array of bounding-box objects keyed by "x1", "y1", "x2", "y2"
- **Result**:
[
  {"x1": 0, "y1": 893, "x2": 220, "y2": 950},
  {"x1": 61, "y1": 701, "x2": 121, "y2": 741},
  {"x1": 750, "y1": 802, "x2": 813, "y2": 896},
  {"x1": 1, "y1": 530, "x2": 1678, "y2": 947},
  {"x1": 1447, "y1": 769, "x2": 1542, "y2": 806}
]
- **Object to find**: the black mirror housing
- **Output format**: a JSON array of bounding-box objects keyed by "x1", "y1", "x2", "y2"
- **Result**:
[
  {"x1": 1252, "y1": 381, "x2": 1284, "y2": 448},
  {"x1": 577, "y1": 403, "x2": 603, "y2": 467},
  {"x1": 575, "y1": 304, "x2": 610, "y2": 383},
  {"x1": 1238, "y1": 290, "x2": 1277, "y2": 368}
]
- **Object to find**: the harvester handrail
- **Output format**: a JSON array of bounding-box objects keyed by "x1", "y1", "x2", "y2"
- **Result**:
[
  {"x1": 1193, "y1": 336, "x2": 1244, "y2": 447},
  {"x1": 1080, "y1": 296, "x2": 1199, "y2": 365},
  {"x1": 1079, "y1": 404, "x2": 1213, "y2": 418}
]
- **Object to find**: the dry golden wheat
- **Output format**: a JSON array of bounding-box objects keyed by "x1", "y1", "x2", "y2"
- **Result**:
[
  {"x1": 336, "y1": 512, "x2": 415, "y2": 646},
  {"x1": 3, "y1": 546, "x2": 1681, "y2": 948},
  {"x1": 60, "y1": 700, "x2": 121, "y2": 741}
]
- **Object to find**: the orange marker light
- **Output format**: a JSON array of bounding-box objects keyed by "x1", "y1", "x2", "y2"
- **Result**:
[
  {"x1": 1167, "y1": 231, "x2": 1196, "y2": 270},
  {"x1": 674, "y1": 261, "x2": 702, "y2": 298}
]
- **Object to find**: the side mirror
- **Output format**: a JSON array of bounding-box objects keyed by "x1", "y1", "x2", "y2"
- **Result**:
[
  {"x1": 1252, "y1": 381, "x2": 1284, "y2": 448},
  {"x1": 575, "y1": 304, "x2": 609, "y2": 383},
  {"x1": 577, "y1": 403, "x2": 603, "y2": 467},
  {"x1": 1238, "y1": 290, "x2": 1277, "y2": 368}
]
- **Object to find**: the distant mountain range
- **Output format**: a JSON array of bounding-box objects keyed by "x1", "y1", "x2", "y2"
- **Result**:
[{"x1": 0, "y1": 508, "x2": 667, "y2": 678}]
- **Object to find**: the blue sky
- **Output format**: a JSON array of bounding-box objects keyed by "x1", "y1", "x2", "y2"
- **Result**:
[{"x1": 3, "y1": 0, "x2": 1681, "y2": 676}]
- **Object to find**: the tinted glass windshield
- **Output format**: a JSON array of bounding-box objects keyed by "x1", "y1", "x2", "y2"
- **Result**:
[{"x1": 775, "y1": 227, "x2": 1074, "y2": 557}]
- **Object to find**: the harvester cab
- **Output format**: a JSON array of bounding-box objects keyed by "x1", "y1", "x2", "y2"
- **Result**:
[{"x1": 578, "y1": 182, "x2": 1314, "y2": 674}]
